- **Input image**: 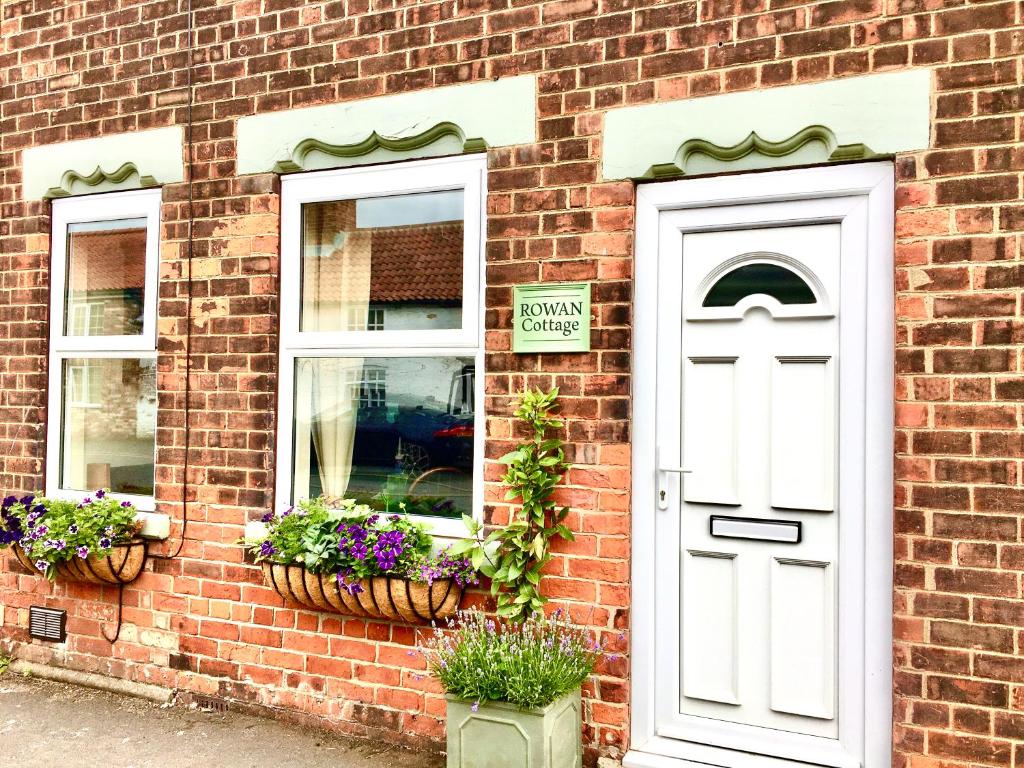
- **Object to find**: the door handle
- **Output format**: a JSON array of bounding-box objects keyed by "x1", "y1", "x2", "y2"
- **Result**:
[{"x1": 656, "y1": 448, "x2": 691, "y2": 510}]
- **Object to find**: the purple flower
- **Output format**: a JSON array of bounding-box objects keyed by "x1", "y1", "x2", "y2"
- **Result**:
[
  {"x1": 45, "y1": 539, "x2": 66, "y2": 552},
  {"x1": 34, "y1": 559, "x2": 47, "y2": 572},
  {"x1": 82, "y1": 497, "x2": 92, "y2": 505},
  {"x1": 68, "y1": 524, "x2": 79, "y2": 534},
  {"x1": 99, "y1": 537, "x2": 112, "y2": 548},
  {"x1": 349, "y1": 542, "x2": 368, "y2": 561},
  {"x1": 95, "y1": 489, "x2": 106, "y2": 499},
  {"x1": 20, "y1": 495, "x2": 35, "y2": 507},
  {"x1": 260, "y1": 511, "x2": 273, "y2": 523},
  {"x1": 366, "y1": 514, "x2": 380, "y2": 526},
  {"x1": 335, "y1": 572, "x2": 364, "y2": 596},
  {"x1": 120, "y1": 501, "x2": 132, "y2": 508},
  {"x1": 471, "y1": 702, "x2": 479, "y2": 713},
  {"x1": 31, "y1": 525, "x2": 48, "y2": 540},
  {"x1": 2, "y1": 496, "x2": 16, "y2": 508},
  {"x1": 76, "y1": 546, "x2": 89, "y2": 559},
  {"x1": 259, "y1": 540, "x2": 276, "y2": 557}
]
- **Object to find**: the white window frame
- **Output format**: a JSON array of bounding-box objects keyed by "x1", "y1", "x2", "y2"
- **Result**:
[
  {"x1": 276, "y1": 154, "x2": 487, "y2": 539},
  {"x1": 46, "y1": 189, "x2": 162, "y2": 512}
]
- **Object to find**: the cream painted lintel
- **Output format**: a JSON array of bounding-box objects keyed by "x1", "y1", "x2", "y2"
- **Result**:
[
  {"x1": 602, "y1": 69, "x2": 932, "y2": 180},
  {"x1": 237, "y1": 75, "x2": 537, "y2": 175},
  {"x1": 22, "y1": 126, "x2": 185, "y2": 200}
]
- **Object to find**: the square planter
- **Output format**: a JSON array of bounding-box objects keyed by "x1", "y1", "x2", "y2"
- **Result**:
[{"x1": 446, "y1": 689, "x2": 582, "y2": 768}]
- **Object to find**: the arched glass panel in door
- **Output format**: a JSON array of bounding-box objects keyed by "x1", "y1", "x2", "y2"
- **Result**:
[{"x1": 702, "y1": 263, "x2": 816, "y2": 307}]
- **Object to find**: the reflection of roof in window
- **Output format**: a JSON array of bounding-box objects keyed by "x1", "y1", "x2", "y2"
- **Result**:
[
  {"x1": 369, "y1": 224, "x2": 463, "y2": 303},
  {"x1": 307, "y1": 222, "x2": 464, "y2": 304},
  {"x1": 68, "y1": 229, "x2": 146, "y2": 292}
]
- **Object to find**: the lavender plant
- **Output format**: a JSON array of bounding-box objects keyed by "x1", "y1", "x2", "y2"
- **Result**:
[
  {"x1": 423, "y1": 609, "x2": 601, "y2": 710},
  {"x1": 250, "y1": 496, "x2": 477, "y2": 594},
  {"x1": 0, "y1": 491, "x2": 141, "y2": 581}
]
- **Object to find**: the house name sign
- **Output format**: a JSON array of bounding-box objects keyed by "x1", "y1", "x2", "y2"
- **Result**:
[{"x1": 512, "y1": 282, "x2": 591, "y2": 353}]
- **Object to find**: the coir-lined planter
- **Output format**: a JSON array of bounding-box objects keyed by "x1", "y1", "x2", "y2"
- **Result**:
[
  {"x1": 262, "y1": 562, "x2": 462, "y2": 623},
  {"x1": 13, "y1": 539, "x2": 148, "y2": 585}
]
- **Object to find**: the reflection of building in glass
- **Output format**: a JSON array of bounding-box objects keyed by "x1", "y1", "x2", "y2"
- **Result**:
[
  {"x1": 62, "y1": 357, "x2": 156, "y2": 496},
  {"x1": 66, "y1": 223, "x2": 147, "y2": 336}
]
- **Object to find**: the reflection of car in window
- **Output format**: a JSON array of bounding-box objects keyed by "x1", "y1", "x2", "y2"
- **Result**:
[{"x1": 352, "y1": 363, "x2": 474, "y2": 472}]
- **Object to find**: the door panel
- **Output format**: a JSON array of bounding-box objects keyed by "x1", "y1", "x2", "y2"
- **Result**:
[
  {"x1": 681, "y1": 550, "x2": 739, "y2": 705},
  {"x1": 770, "y1": 356, "x2": 836, "y2": 512},
  {"x1": 770, "y1": 558, "x2": 836, "y2": 719},
  {"x1": 682, "y1": 357, "x2": 739, "y2": 505}
]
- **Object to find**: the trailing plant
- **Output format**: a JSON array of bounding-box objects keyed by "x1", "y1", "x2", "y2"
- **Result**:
[
  {"x1": 422, "y1": 608, "x2": 600, "y2": 710},
  {"x1": 250, "y1": 496, "x2": 477, "y2": 594},
  {"x1": 453, "y1": 388, "x2": 573, "y2": 621},
  {"x1": 0, "y1": 491, "x2": 141, "y2": 581}
]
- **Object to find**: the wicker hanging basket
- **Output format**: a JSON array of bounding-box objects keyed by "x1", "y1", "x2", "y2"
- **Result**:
[
  {"x1": 262, "y1": 562, "x2": 462, "y2": 624},
  {"x1": 12, "y1": 539, "x2": 148, "y2": 585}
]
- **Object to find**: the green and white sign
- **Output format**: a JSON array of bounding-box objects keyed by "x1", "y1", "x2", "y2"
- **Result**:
[{"x1": 512, "y1": 282, "x2": 591, "y2": 353}]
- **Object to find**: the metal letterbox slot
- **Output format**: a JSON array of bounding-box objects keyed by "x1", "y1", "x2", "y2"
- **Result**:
[{"x1": 709, "y1": 516, "x2": 801, "y2": 544}]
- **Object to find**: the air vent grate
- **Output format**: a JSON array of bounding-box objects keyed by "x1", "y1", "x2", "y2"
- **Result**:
[
  {"x1": 193, "y1": 694, "x2": 229, "y2": 713},
  {"x1": 29, "y1": 606, "x2": 67, "y2": 642}
]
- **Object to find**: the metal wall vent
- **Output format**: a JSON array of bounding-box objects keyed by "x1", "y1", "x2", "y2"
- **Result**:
[{"x1": 29, "y1": 606, "x2": 67, "y2": 642}]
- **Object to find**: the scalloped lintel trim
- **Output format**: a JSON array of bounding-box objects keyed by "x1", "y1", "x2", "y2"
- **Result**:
[
  {"x1": 641, "y1": 126, "x2": 883, "y2": 180},
  {"x1": 271, "y1": 122, "x2": 488, "y2": 173},
  {"x1": 44, "y1": 162, "x2": 159, "y2": 199}
]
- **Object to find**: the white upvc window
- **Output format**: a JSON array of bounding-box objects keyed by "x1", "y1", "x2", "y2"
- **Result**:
[
  {"x1": 46, "y1": 189, "x2": 161, "y2": 512},
  {"x1": 277, "y1": 155, "x2": 486, "y2": 538}
]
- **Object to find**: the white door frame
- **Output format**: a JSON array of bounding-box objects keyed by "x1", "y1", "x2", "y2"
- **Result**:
[{"x1": 628, "y1": 163, "x2": 894, "y2": 768}]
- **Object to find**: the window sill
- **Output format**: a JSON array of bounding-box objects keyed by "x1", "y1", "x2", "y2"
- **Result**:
[{"x1": 137, "y1": 511, "x2": 170, "y2": 540}]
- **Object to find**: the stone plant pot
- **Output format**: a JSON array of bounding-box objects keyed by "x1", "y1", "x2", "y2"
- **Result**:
[
  {"x1": 446, "y1": 690, "x2": 583, "y2": 768},
  {"x1": 12, "y1": 539, "x2": 148, "y2": 585},
  {"x1": 261, "y1": 561, "x2": 462, "y2": 624}
]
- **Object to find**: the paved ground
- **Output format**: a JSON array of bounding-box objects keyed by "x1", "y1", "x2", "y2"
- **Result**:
[{"x1": 0, "y1": 673, "x2": 443, "y2": 768}]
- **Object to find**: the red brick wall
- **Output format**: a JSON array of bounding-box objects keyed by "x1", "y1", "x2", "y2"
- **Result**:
[{"x1": 1, "y1": 1, "x2": 1022, "y2": 765}]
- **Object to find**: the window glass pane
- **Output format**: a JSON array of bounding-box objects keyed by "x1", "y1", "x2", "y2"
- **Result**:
[
  {"x1": 703, "y1": 263, "x2": 816, "y2": 307},
  {"x1": 60, "y1": 357, "x2": 156, "y2": 496},
  {"x1": 292, "y1": 356, "x2": 475, "y2": 519},
  {"x1": 300, "y1": 190, "x2": 464, "y2": 332},
  {"x1": 66, "y1": 219, "x2": 148, "y2": 336}
]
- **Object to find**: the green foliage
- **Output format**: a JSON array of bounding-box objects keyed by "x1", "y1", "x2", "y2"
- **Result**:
[
  {"x1": 0, "y1": 652, "x2": 11, "y2": 675},
  {"x1": 452, "y1": 388, "x2": 573, "y2": 622},
  {"x1": 0, "y1": 491, "x2": 141, "y2": 581},
  {"x1": 250, "y1": 497, "x2": 431, "y2": 577},
  {"x1": 423, "y1": 609, "x2": 600, "y2": 710},
  {"x1": 249, "y1": 497, "x2": 477, "y2": 588}
]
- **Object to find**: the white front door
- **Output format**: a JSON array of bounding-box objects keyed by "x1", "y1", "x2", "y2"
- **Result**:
[{"x1": 629, "y1": 165, "x2": 894, "y2": 768}]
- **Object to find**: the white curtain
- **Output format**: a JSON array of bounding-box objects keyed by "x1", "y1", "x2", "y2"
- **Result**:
[
  {"x1": 294, "y1": 359, "x2": 362, "y2": 499},
  {"x1": 293, "y1": 202, "x2": 371, "y2": 500}
]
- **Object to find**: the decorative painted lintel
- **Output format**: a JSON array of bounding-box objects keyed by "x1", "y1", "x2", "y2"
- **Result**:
[
  {"x1": 45, "y1": 162, "x2": 159, "y2": 199},
  {"x1": 271, "y1": 121, "x2": 488, "y2": 174},
  {"x1": 237, "y1": 74, "x2": 537, "y2": 175},
  {"x1": 22, "y1": 125, "x2": 185, "y2": 200},
  {"x1": 602, "y1": 69, "x2": 932, "y2": 180},
  {"x1": 643, "y1": 125, "x2": 884, "y2": 181}
]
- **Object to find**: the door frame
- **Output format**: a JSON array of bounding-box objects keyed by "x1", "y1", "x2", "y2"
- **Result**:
[{"x1": 627, "y1": 163, "x2": 895, "y2": 768}]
